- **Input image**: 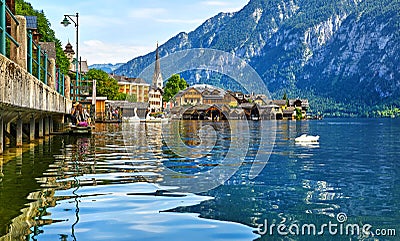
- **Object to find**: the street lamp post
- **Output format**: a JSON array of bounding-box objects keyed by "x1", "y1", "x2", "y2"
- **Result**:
[{"x1": 61, "y1": 13, "x2": 79, "y2": 101}]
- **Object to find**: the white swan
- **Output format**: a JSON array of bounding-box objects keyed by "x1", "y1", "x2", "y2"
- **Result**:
[
  {"x1": 295, "y1": 134, "x2": 319, "y2": 143},
  {"x1": 123, "y1": 107, "x2": 141, "y2": 123}
]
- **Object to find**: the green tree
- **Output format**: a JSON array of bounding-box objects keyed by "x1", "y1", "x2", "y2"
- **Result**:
[
  {"x1": 126, "y1": 94, "x2": 137, "y2": 103},
  {"x1": 282, "y1": 92, "x2": 289, "y2": 107},
  {"x1": 282, "y1": 92, "x2": 287, "y2": 100},
  {"x1": 85, "y1": 69, "x2": 120, "y2": 100},
  {"x1": 15, "y1": 0, "x2": 70, "y2": 74},
  {"x1": 113, "y1": 93, "x2": 137, "y2": 102},
  {"x1": 115, "y1": 93, "x2": 127, "y2": 101},
  {"x1": 295, "y1": 108, "x2": 303, "y2": 120},
  {"x1": 163, "y1": 74, "x2": 188, "y2": 102}
]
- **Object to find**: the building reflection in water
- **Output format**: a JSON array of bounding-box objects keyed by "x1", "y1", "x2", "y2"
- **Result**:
[
  {"x1": 0, "y1": 121, "x2": 278, "y2": 240},
  {"x1": 0, "y1": 137, "x2": 57, "y2": 241},
  {"x1": 1, "y1": 120, "x2": 375, "y2": 241},
  {"x1": 167, "y1": 120, "x2": 346, "y2": 232},
  {"x1": 0, "y1": 123, "x2": 171, "y2": 240}
]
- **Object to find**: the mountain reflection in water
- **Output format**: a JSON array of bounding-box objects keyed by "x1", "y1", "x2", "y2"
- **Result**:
[{"x1": 0, "y1": 119, "x2": 398, "y2": 241}]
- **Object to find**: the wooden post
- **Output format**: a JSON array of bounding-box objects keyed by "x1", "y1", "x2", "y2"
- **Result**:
[
  {"x1": 38, "y1": 118, "x2": 44, "y2": 138},
  {"x1": 44, "y1": 116, "x2": 50, "y2": 136},
  {"x1": 50, "y1": 116, "x2": 53, "y2": 133},
  {"x1": 0, "y1": 116, "x2": 3, "y2": 154},
  {"x1": 5, "y1": 122, "x2": 10, "y2": 144},
  {"x1": 30, "y1": 116, "x2": 35, "y2": 141},
  {"x1": 16, "y1": 117, "x2": 23, "y2": 147}
]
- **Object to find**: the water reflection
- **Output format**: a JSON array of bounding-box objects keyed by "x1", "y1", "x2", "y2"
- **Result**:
[
  {"x1": 169, "y1": 120, "x2": 400, "y2": 240},
  {"x1": 0, "y1": 119, "x2": 399, "y2": 241},
  {"x1": 0, "y1": 137, "x2": 59, "y2": 240},
  {"x1": 2, "y1": 122, "x2": 258, "y2": 240}
]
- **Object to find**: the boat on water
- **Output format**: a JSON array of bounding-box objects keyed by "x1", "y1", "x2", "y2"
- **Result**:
[
  {"x1": 145, "y1": 116, "x2": 169, "y2": 123},
  {"x1": 69, "y1": 125, "x2": 93, "y2": 135},
  {"x1": 308, "y1": 115, "x2": 323, "y2": 120},
  {"x1": 145, "y1": 112, "x2": 169, "y2": 123},
  {"x1": 122, "y1": 116, "x2": 141, "y2": 123},
  {"x1": 295, "y1": 134, "x2": 319, "y2": 143}
]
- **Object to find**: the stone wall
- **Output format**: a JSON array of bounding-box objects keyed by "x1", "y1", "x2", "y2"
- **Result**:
[{"x1": 0, "y1": 54, "x2": 72, "y2": 123}]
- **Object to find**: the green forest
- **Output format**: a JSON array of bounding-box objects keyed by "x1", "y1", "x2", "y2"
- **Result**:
[
  {"x1": 15, "y1": 0, "x2": 70, "y2": 74},
  {"x1": 13, "y1": 0, "x2": 128, "y2": 101},
  {"x1": 195, "y1": 0, "x2": 400, "y2": 117},
  {"x1": 13, "y1": 0, "x2": 399, "y2": 118}
]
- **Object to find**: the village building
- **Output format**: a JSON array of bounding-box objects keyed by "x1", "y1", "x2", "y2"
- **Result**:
[
  {"x1": 85, "y1": 96, "x2": 108, "y2": 120},
  {"x1": 253, "y1": 95, "x2": 269, "y2": 106},
  {"x1": 272, "y1": 99, "x2": 309, "y2": 120},
  {"x1": 107, "y1": 101, "x2": 149, "y2": 120},
  {"x1": 64, "y1": 42, "x2": 75, "y2": 71},
  {"x1": 148, "y1": 43, "x2": 164, "y2": 113},
  {"x1": 173, "y1": 84, "x2": 238, "y2": 107},
  {"x1": 64, "y1": 42, "x2": 89, "y2": 100},
  {"x1": 63, "y1": 42, "x2": 89, "y2": 75},
  {"x1": 170, "y1": 85, "x2": 309, "y2": 121},
  {"x1": 110, "y1": 74, "x2": 150, "y2": 102},
  {"x1": 78, "y1": 60, "x2": 89, "y2": 75}
]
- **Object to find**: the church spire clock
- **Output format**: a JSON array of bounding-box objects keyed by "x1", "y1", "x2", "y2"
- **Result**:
[{"x1": 152, "y1": 42, "x2": 163, "y2": 89}]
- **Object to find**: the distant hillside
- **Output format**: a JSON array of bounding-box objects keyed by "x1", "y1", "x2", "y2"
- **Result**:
[
  {"x1": 115, "y1": 0, "x2": 400, "y2": 116},
  {"x1": 89, "y1": 63, "x2": 124, "y2": 74}
]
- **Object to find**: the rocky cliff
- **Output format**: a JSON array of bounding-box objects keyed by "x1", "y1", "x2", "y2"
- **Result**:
[{"x1": 115, "y1": 0, "x2": 400, "y2": 116}]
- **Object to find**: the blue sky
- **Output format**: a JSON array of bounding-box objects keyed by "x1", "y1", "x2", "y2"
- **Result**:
[{"x1": 28, "y1": 0, "x2": 249, "y2": 65}]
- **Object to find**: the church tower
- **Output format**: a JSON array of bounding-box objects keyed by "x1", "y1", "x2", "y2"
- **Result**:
[
  {"x1": 152, "y1": 42, "x2": 163, "y2": 89},
  {"x1": 148, "y1": 42, "x2": 164, "y2": 113},
  {"x1": 64, "y1": 42, "x2": 75, "y2": 71}
]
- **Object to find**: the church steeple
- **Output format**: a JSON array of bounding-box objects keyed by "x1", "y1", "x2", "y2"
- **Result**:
[
  {"x1": 64, "y1": 41, "x2": 76, "y2": 72},
  {"x1": 64, "y1": 41, "x2": 75, "y2": 55},
  {"x1": 152, "y1": 42, "x2": 163, "y2": 89}
]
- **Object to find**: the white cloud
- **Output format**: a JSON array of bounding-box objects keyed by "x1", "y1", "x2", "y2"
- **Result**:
[
  {"x1": 82, "y1": 15, "x2": 125, "y2": 28},
  {"x1": 156, "y1": 18, "x2": 204, "y2": 24},
  {"x1": 221, "y1": 7, "x2": 244, "y2": 13},
  {"x1": 201, "y1": 1, "x2": 228, "y2": 6},
  {"x1": 128, "y1": 8, "x2": 167, "y2": 19},
  {"x1": 82, "y1": 40, "x2": 153, "y2": 65},
  {"x1": 201, "y1": 1, "x2": 246, "y2": 12},
  {"x1": 32, "y1": 0, "x2": 250, "y2": 65}
]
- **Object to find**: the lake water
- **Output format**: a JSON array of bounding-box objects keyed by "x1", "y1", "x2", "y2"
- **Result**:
[{"x1": 0, "y1": 119, "x2": 399, "y2": 241}]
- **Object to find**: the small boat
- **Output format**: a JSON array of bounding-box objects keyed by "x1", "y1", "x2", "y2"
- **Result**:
[
  {"x1": 122, "y1": 116, "x2": 141, "y2": 123},
  {"x1": 145, "y1": 112, "x2": 169, "y2": 123},
  {"x1": 69, "y1": 125, "x2": 92, "y2": 135},
  {"x1": 295, "y1": 134, "x2": 319, "y2": 143},
  {"x1": 145, "y1": 117, "x2": 169, "y2": 123}
]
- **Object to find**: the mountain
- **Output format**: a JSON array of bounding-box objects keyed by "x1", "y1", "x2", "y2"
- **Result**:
[
  {"x1": 89, "y1": 63, "x2": 124, "y2": 74},
  {"x1": 115, "y1": 0, "x2": 400, "y2": 116}
]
